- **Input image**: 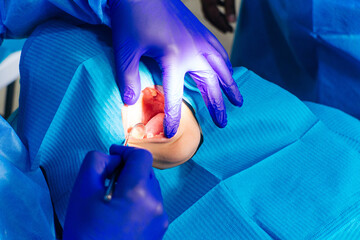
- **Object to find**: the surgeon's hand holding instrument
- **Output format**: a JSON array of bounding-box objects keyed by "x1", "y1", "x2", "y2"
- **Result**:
[
  {"x1": 109, "y1": 0, "x2": 243, "y2": 138},
  {"x1": 63, "y1": 144, "x2": 168, "y2": 240},
  {"x1": 104, "y1": 123, "x2": 147, "y2": 201}
]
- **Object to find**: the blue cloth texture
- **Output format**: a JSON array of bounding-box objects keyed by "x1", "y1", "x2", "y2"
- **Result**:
[
  {"x1": 0, "y1": 116, "x2": 55, "y2": 239},
  {"x1": 17, "y1": 21, "x2": 360, "y2": 239},
  {"x1": 231, "y1": 0, "x2": 360, "y2": 120},
  {"x1": 0, "y1": 0, "x2": 109, "y2": 42},
  {"x1": 0, "y1": 39, "x2": 25, "y2": 63}
]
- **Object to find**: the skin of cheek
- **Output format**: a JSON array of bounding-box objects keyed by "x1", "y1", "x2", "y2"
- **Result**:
[{"x1": 128, "y1": 102, "x2": 201, "y2": 169}]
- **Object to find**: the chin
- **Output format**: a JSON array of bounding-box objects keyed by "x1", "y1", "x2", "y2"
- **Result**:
[{"x1": 121, "y1": 85, "x2": 201, "y2": 169}]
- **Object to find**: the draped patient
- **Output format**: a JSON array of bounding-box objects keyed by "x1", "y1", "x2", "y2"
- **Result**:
[
  {"x1": 122, "y1": 85, "x2": 202, "y2": 169},
  {"x1": 17, "y1": 20, "x2": 360, "y2": 238}
]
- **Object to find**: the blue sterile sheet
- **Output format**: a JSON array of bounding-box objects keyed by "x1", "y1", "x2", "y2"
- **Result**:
[
  {"x1": 0, "y1": 116, "x2": 55, "y2": 239},
  {"x1": 231, "y1": 0, "x2": 360, "y2": 120},
  {"x1": 12, "y1": 21, "x2": 360, "y2": 239},
  {"x1": 0, "y1": 39, "x2": 25, "y2": 63}
]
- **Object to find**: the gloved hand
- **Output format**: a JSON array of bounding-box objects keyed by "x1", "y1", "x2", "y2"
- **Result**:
[
  {"x1": 109, "y1": 0, "x2": 243, "y2": 138},
  {"x1": 63, "y1": 145, "x2": 168, "y2": 240},
  {"x1": 200, "y1": 0, "x2": 237, "y2": 33}
]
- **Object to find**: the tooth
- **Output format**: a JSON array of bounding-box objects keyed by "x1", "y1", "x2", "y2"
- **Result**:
[
  {"x1": 150, "y1": 88, "x2": 157, "y2": 97},
  {"x1": 147, "y1": 133, "x2": 154, "y2": 138}
]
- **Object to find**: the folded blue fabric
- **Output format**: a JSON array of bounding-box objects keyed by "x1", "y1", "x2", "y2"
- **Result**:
[
  {"x1": 232, "y1": 0, "x2": 360, "y2": 120},
  {"x1": 0, "y1": 116, "x2": 54, "y2": 239},
  {"x1": 18, "y1": 21, "x2": 360, "y2": 239},
  {"x1": 0, "y1": 39, "x2": 25, "y2": 63}
]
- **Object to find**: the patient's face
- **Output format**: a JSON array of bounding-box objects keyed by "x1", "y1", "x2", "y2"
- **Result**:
[{"x1": 122, "y1": 85, "x2": 201, "y2": 169}]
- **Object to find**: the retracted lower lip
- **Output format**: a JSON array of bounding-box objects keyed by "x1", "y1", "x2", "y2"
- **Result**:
[{"x1": 128, "y1": 133, "x2": 173, "y2": 143}]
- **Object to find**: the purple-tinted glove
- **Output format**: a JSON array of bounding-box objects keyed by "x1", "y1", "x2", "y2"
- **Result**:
[
  {"x1": 63, "y1": 146, "x2": 168, "y2": 240},
  {"x1": 109, "y1": 0, "x2": 243, "y2": 138}
]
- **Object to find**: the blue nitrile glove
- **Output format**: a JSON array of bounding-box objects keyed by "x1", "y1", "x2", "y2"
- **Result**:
[
  {"x1": 109, "y1": 0, "x2": 243, "y2": 138},
  {"x1": 63, "y1": 145, "x2": 168, "y2": 240}
]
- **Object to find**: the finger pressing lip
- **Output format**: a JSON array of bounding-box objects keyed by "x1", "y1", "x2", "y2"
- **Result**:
[
  {"x1": 164, "y1": 122, "x2": 177, "y2": 139},
  {"x1": 211, "y1": 106, "x2": 227, "y2": 128},
  {"x1": 208, "y1": 93, "x2": 227, "y2": 128}
]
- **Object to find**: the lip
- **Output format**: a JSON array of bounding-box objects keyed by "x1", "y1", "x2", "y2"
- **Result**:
[{"x1": 128, "y1": 133, "x2": 174, "y2": 144}]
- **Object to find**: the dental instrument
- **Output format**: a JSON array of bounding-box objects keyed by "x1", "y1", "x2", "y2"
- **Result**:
[{"x1": 104, "y1": 123, "x2": 147, "y2": 202}]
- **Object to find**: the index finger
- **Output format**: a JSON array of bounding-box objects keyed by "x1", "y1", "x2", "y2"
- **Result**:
[
  {"x1": 161, "y1": 61, "x2": 185, "y2": 138},
  {"x1": 79, "y1": 151, "x2": 122, "y2": 190},
  {"x1": 110, "y1": 145, "x2": 154, "y2": 185}
]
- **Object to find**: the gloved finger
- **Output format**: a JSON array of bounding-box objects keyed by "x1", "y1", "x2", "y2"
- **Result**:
[
  {"x1": 79, "y1": 151, "x2": 122, "y2": 190},
  {"x1": 144, "y1": 214, "x2": 169, "y2": 240},
  {"x1": 201, "y1": 0, "x2": 233, "y2": 33},
  {"x1": 206, "y1": 35, "x2": 233, "y2": 74},
  {"x1": 189, "y1": 70, "x2": 227, "y2": 128},
  {"x1": 225, "y1": 0, "x2": 236, "y2": 23},
  {"x1": 161, "y1": 60, "x2": 185, "y2": 138},
  {"x1": 110, "y1": 146, "x2": 154, "y2": 190},
  {"x1": 148, "y1": 169, "x2": 163, "y2": 200},
  {"x1": 204, "y1": 52, "x2": 243, "y2": 107},
  {"x1": 109, "y1": 144, "x2": 134, "y2": 156},
  {"x1": 113, "y1": 46, "x2": 142, "y2": 105}
]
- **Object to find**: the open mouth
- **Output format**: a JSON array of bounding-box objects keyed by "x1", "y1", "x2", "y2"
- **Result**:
[{"x1": 122, "y1": 86, "x2": 171, "y2": 142}]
